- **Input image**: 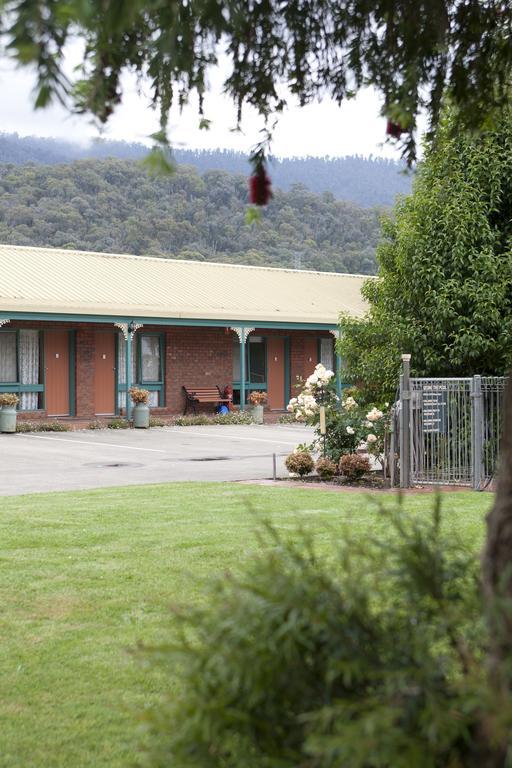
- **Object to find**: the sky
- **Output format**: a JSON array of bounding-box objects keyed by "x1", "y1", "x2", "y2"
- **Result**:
[{"x1": 0, "y1": 52, "x2": 406, "y2": 159}]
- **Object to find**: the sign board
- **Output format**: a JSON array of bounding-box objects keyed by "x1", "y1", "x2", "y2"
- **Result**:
[{"x1": 420, "y1": 383, "x2": 447, "y2": 434}]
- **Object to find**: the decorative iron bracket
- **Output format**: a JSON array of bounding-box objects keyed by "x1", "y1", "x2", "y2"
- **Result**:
[
  {"x1": 230, "y1": 326, "x2": 255, "y2": 342},
  {"x1": 114, "y1": 322, "x2": 143, "y2": 340}
]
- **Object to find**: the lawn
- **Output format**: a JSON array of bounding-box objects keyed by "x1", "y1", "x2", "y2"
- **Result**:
[{"x1": 0, "y1": 483, "x2": 492, "y2": 768}]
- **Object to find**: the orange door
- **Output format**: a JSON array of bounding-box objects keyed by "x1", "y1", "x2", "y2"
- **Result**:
[
  {"x1": 45, "y1": 331, "x2": 70, "y2": 416},
  {"x1": 94, "y1": 332, "x2": 116, "y2": 415},
  {"x1": 267, "y1": 337, "x2": 286, "y2": 410},
  {"x1": 303, "y1": 337, "x2": 318, "y2": 379}
]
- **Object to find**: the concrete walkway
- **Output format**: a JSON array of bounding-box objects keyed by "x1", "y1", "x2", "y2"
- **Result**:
[{"x1": 0, "y1": 424, "x2": 314, "y2": 496}]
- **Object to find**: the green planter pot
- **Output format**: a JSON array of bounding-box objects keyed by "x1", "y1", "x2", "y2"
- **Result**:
[
  {"x1": 249, "y1": 405, "x2": 264, "y2": 424},
  {"x1": 133, "y1": 402, "x2": 150, "y2": 428},
  {"x1": 0, "y1": 406, "x2": 17, "y2": 433}
]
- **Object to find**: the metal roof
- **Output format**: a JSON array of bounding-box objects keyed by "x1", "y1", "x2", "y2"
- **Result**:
[{"x1": 0, "y1": 244, "x2": 369, "y2": 325}]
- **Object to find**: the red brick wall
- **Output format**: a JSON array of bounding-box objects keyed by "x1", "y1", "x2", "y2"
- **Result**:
[
  {"x1": 164, "y1": 326, "x2": 232, "y2": 413},
  {"x1": 4, "y1": 320, "x2": 335, "y2": 418}
]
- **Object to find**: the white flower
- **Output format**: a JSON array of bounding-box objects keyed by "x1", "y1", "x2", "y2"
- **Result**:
[
  {"x1": 286, "y1": 403, "x2": 294, "y2": 412},
  {"x1": 343, "y1": 396, "x2": 357, "y2": 411},
  {"x1": 366, "y1": 408, "x2": 384, "y2": 422},
  {"x1": 367, "y1": 433, "x2": 377, "y2": 444},
  {"x1": 364, "y1": 420, "x2": 372, "y2": 428},
  {"x1": 346, "y1": 426, "x2": 355, "y2": 435},
  {"x1": 306, "y1": 373, "x2": 319, "y2": 386},
  {"x1": 295, "y1": 412, "x2": 302, "y2": 420}
]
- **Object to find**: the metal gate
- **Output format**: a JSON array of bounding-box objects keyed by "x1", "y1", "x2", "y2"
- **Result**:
[{"x1": 398, "y1": 358, "x2": 507, "y2": 488}]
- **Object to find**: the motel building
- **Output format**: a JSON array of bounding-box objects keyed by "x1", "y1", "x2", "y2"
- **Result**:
[{"x1": 0, "y1": 245, "x2": 366, "y2": 423}]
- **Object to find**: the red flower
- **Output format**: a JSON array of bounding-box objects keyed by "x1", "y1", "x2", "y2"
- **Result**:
[
  {"x1": 386, "y1": 119, "x2": 405, "y2": 139},
  {"x1": 249, "y1": 168, "x2": 272, "y2": 206}
]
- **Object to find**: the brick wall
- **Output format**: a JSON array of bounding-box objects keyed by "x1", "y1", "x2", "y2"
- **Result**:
[
  {"x1": 4, "y1": 320, "x2": 335, "y2": 419},
  {"x1": 165, "y1": 326, "x2": 232, "y2": 413}
]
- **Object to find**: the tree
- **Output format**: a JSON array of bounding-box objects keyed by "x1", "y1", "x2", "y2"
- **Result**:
[
  {"x1": 3, "y1": 1, "x2": 512, "y2": 759},
  {"x1": 339, "y1": 108, "x2": 512, "y2": 401},
  {"x1": 1, "y1": 2, "x2": 512, "y2": 164}
]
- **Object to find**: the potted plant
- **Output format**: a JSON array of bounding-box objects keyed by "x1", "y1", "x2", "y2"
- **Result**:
[
  {"x1": 0, "y1": 393, "x2": 19, "y2": 433},
  {"x1": 248, "y1": 391, "x2": 267, "y2": 424},
  {"x1": 129, "y1": 387, "x2": 150, "y2": 428}
]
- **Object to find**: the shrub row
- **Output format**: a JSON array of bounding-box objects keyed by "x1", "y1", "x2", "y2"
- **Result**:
[{"x1": 285, "y1": 450, "x2": 371, "y2": 480}]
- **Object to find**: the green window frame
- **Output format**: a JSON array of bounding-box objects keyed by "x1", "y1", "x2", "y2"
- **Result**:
[
  {"x1": 0, "y1": 328, "x2": 45, "y2": 410},
  {"x1": 232, "y1": 335, "x2": 267, "y2": 405},
  {"x1": 117, "y1": 332, "x2": 165, "y2": 410}
]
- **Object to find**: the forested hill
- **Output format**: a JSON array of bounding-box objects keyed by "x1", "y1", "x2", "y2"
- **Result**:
[
  {"x1": 0, "y1": 133, "x2": 412, "y2": 207},
  {"x1": 0, "y1": 160, "x2": 382, "y2": 274}
]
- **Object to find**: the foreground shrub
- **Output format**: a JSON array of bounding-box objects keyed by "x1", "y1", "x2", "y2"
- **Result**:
[
  {"x1": 315, "y1": 456, "x2": 337, "y2": 480},
  {"x1": 149, "y1": 417, "x2": 166, "y2": 427},
  {"x1": 142, "y1": 502, "x2": 495, "y2": 767},
  {"x1": 107, "y1": 418, "x2": 130, "y2": 429},
  {"x1": 16, "y1": 421, "x2": 71, "y2": 433},
  {"x1": 285, "y1": 450, "x2": 314, "y2": 477},
  {"x1": 339, "y1": 452, "x2": 371, "y2": 480},
  {"x1": 174, "y1": 412, "x2": 254, "y2": 426}
]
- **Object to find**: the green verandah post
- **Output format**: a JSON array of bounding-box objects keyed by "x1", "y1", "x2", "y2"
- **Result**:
[
  {"x1": 240, "y1": 329, "x2": 246, "y2": 411},
  {"x1": 334, "y1": 329, "x2": 343, "y2": 405},
  {"x1": 125, "y1": 326, "x2": 133, "y2": 422}
]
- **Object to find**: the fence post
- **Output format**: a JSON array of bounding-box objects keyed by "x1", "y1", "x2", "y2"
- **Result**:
[
  {"x1": 471, "y1": 375, "x2": 483, "y2": 490},
  {"x1": 399, "y1": 354, "x2": 412, "y2": 488}
]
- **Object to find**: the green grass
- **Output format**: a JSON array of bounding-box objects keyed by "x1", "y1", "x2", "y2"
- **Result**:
[{"x1": 0, "y1": 483, "x2": 492, "y2": 768}]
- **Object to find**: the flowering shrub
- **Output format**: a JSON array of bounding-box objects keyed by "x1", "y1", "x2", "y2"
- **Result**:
[
  {"x1": 315, "y1": 457, "x2": 337, "y2": 480},
  {"x1": 285, "y1": 451, "x2": 314, "y2": 478},
  {"x1": 0, "y1": 393, "x2": 19, "y2": 408},
  {"x1": 129, "y1": 387, "x2": 150, "y2": 405},
  {"x1": 339, "y1": 453, "x2": 371, "y2": 480},
  {"x1": 286, "y1": 371, "x2": 388, "y2": 463},
  {"x1": 286, "y1": 364, "x2": 336, "y2": 422},
  {"x1": 248, "y1": 391, "x2": 267, "y2": 406}
]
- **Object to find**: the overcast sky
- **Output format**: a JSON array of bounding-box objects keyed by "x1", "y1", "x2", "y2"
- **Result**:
[{"x1": 0, "y1": 53, "x2": 409, "y2": 159}]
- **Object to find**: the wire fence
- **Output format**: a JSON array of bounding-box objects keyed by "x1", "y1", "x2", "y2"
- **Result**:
[{"x1": 396, "y1": 371, "x2": 507, "y2": 489}]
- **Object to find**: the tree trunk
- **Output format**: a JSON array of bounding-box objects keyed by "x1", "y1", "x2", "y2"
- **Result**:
[{"x1": 483, "y1": 380, "x2": 512, "y2": 684}]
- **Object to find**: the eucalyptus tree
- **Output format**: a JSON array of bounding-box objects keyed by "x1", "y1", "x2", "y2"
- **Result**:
[{"x1": 1, "y1": 0, "x2": 512, "y2": 167}]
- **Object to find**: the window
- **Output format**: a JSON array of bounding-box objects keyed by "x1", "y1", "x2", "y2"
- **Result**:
[
  {"x1": 141, "y1": 335, "x2": 161, "y2": 382},
  {"x1": 0, "y1": 329, "x2": 43, "y2": 410},
  {"x1": 117, "y1": 332, "x2": 164, "y2": 409},
  {"x1": 319, "y1": 337, "x2": 334, "y2": 372},
  {"x1": 232, "y1": 335, "x2": 267, "y2": 405},
  {"x1": 0, "y1": 331, "x2": 16, "y2": 382}
]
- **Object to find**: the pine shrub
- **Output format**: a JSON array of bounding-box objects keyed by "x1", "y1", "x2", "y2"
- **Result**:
[{"x1": 141, "y1": 500, "x2": 493, "y2": 767}]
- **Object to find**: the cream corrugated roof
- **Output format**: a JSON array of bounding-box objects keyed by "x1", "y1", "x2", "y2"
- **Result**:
[{"x1": 0, "y1": 244, "x2": 369, "y2": 325}]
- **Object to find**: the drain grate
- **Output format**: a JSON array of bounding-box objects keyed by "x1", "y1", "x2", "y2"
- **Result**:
[
  {"x1": 190, "y1": 456, "x2": 230, "y2": 462},
  {"x1": 84, "y1": 461, "x2": 144, "y2": 469}
]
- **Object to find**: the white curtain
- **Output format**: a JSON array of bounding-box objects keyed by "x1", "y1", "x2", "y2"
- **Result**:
[
  {"x1": 117, "y1": 333, "x2": 137, "y2": 385},
  {"x1": 141, "y1": 336, "x2": 160, "y2": 381},
  {"x1": 0, "y1": 331, "x2": 17, "y2": 383},
  {"x1": 19, "y1": 330, "x2": 40, "y2": 410},
  {"x1": 320, "y1": 337, "x2": 334, "y2": 371},
  {"x1": 118, "y1": 332, "x2": 144, "y2": 409}
]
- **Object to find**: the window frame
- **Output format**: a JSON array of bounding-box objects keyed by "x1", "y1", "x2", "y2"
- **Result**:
[
  {"x1": 232, "y1": 335, "x2": 268, "y2": 405},
  {"x1": 117, "y1": 331, "x2": 166, "y2": 410},
  {"x1": 0, "y1": 328, "x2": 45, "y2": 410}
]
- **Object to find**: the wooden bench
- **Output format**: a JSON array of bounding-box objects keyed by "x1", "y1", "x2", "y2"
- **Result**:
[{"x1": 182, "y1": 385, "x2": 231, "y2": 415}]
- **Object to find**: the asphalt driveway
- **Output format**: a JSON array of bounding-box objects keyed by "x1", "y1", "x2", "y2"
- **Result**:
[{"x1": 0, "y1": 424, "x2": 314, "y2": 495}]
